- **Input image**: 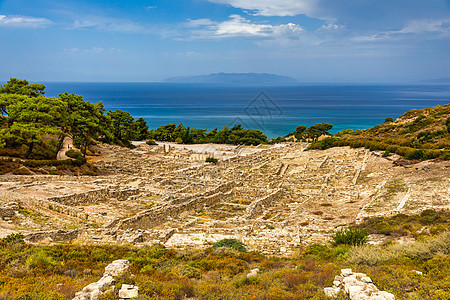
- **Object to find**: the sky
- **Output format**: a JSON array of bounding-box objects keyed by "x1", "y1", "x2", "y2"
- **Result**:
[{"x1": 1, "y1": 0, "x2": 450, "y2": 83}]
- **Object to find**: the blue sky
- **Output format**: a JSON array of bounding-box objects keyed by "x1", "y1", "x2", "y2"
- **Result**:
[{"x1": 1, "y1": 0, "x2": 450, "y2": 82}]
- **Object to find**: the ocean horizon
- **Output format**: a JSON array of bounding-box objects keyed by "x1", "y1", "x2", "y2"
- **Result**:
[{"x1": 42, "y1": 82, "x2": 450, "y2": 139}]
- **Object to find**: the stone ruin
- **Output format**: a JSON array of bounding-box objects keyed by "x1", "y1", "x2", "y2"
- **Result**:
[
  {"x1": 0, "y1": 141, "x2": 449, "y2": 253},
  {"x1": 73, "y1": 259, "x2": 138, "y2": 300},
  {"x1": 324, "y1": 268, "x2": 395, "y2": 300}
]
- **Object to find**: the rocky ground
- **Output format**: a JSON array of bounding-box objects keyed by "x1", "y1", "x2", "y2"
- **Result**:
[{"x1": 0, "y1": 142, "x2": 448, "y2": 254}]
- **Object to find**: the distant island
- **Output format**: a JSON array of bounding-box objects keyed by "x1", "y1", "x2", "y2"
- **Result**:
[{"x1": 164, "y1": 72, "x2": 298, "y2": 84}]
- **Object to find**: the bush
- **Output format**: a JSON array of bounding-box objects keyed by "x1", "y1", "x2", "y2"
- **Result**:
[
  {"x1": 384, "y1": 117, "x2": 394, "y2": 123},
  {"x1": 146, "y1": 140, "x2": 158, "y2": 145},
  {"x1": 212, "y1": 239, "x2": 247, "y2": 252},
  {"x1": 1, "y1": 233, "x2": 25, "y2": 244},
  {"x1": 65, "y1": 150, "x2": 83, "y2": 159},
  {"x1": 205, "y1": 157, "x2": 218, "y2": 164},
  {"x1": 382, "y1": 150, "x2": 391, "y2": 157},
  {"x1": 330, "y1": 227, "x2": 369, "y2": 247},
  {"x1": 406, "y1": 149, "x2": 424, "y2": 160}
]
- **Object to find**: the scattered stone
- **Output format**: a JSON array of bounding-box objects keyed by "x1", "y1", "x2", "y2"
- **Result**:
[
  {"x1": 247, "y1": 268, "x2": 260, "y2": 278},
  {"x1": 324, "y1": 287, "x2": 340, "y2": 297},
  {"x1": 412, "y1": 270, "x2": 423, "y2": 276},
  {"x1": 119, "y1": 284, "x2": 139, "y2": 299},
  {"x1": 104, "y1": 259, "x2": 130, "y2": 277},
  {"x1": 325, "y1": 269, "x2": 395, "y2": 300},
  {"x1": 341, "y1": 268, "x2": 353, "y2": 277},
  {"x1": 73, "y1": 260, "x2": 135, "y2": 300}
]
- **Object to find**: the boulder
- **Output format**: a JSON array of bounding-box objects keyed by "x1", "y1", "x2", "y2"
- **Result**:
[
  {"x1": 324, "y1": 269, "x2": 395, "y2": 300},
  {"x1": 119, "y1": 284, "x2": 139, "y2": 299},
  {"x1": 104, "y1": 259, "x2": 130, "y2": 277},
  {"x1": 247, "y1": 268, "x2": 260, "y2": 278},
  {"x1": 341, "y1": 268, "x2": 353, "y2": 277},
  {"x1": 73, "y1": 260, "x2": 133, "y2": 300},
  {"x1": 324, "y1": 287, "x2": 340, "y2": 297}
]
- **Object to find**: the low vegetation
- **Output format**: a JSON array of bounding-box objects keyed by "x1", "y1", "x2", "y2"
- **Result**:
[
  {"x1": 307, "y1": 104, "x2": 450, "y2": 160},
  {"x1": 0, "y1": 210, "x2": 448, "y2": 299},
  {"x1": 330, "y1": 227, "x2": 369, "y2": 247}
]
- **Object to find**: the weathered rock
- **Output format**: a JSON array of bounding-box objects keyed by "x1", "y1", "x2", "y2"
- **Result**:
[
  {"x1": 341, "y1": 268, "x2": 353, "y2": 277},
  {"x1": 104, "y1": 259, "x2": 130, "y2": 277},
  {"x1": 247, "y1": 268, "x2": 260, "y2": 278},
  {"x1": 0, "y1": 202, "x2": 18, "y2": 219},
  {"x1": 73, "y1": 275, "x2": 115, "y2": 300},
  {"x1": 119, "y1": 284, "x2": 139, "y2": 299},
  {"x1": 324, "y1": 287, "x2": 340, "y2": 297},
  {"x1": 73, "y1": 260, "x2": 132, "y2": 300},
  {"x1": 325, "y1": 269, "x2": 395, "y2": 300}
]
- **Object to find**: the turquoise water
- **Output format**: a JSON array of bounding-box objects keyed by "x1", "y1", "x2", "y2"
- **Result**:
[{"x1": 43, "y1": 83, "x2": 450, "y2": 138}]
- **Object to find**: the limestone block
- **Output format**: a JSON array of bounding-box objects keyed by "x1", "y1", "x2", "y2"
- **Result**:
[
  {"x1": 343, "y1": 275, "x2": 366, "y2": 293},
  {"x1": 371, "y1": 291, "x2": 395, "y2": 300},
  {"x1": 341, "y1": 268, "x2": 353, "y2": 277},
  {"x1": 119, "y1": 284, "x2": 139, "y2": 299},
  {"x1": 104, "y1": 260, "x2": 130, "y2": 277},
  {"x1": 361, "y1": 276, "x2": 372, "y2": 283},
  {"x1": 324, "y1": 287, "x2": 340, "y2": 297},
  {"x1": 348, "y1": 285, "x2": 365, "y2": 300},
  {"x1": 247, "y1": 268, "x2": 260, "y2": 277}
]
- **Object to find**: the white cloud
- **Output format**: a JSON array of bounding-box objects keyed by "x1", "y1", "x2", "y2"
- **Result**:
[
  {"x1": 0, "y1": 15, "x2": 52, "y2": 28},
  {"x1": 398, "y1": 19, "x2": 450, "y2": 34},
  {"x1": 186, "y1": 15, "x2": 303, "y2": 39},
  {"x1": 64, "y1": 47, "x2": 123, "y2": 54},
  {"x1": 72, "y1": 17, "x2": 147, "y2": 33},
  {"x1": 206, "y1": 0, "x2": 318, "y2": 17},
  {"x1": 185, "y1": 18, "x2": 218, "y2": 28},
  {"x1": 318, "y1": 23, "x2": 341, "y2": 31},
  {"x1": 352, "y1": 19, "x2": 450, "y2": 42}
]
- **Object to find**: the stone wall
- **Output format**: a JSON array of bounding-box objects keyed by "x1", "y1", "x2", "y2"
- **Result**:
[
  {"x1": 47, "y1": 188, "x2": 140, "y2": 206},
  {"x1": 245, "y1": 189, "x2": 283, "y2": 219},
  {"x1": 116, "y1": 183, "x2": 236, "y2": 230},
  {"x1": 0, "y1": 202, "x2": 18, "y2": 219},
  {"x1": 24, "y1": 229, "x2": 79, "y2": 243}
]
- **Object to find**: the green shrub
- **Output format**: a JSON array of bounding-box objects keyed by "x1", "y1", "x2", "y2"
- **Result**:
[
  {"x1": 146, "y1": 140, "x2": 158, "y2": 145},
  {"x1": 65, "y1": 150, "x2": 83, "y2": 160},
  {"x1": 205, "y1": 157, "x2": 218, "y2": 164},
  {"x1": 307, "y1": 137, "x2": 337, "y2": 150},
  {"x1": 406, "y1": 149, "x2": 424, "y2": 160},
  {"x1": 1, "y1": 233, "x2": 25, "y2": 244},
  {"x1": 26, "y1": 250, "x2": 55, "y2": 269},
  {"x1": 382, "y1": 150, "x2": 391, "y2": 157},
  {"x1": 212, "y1": 239, "x2": 247, "y2": 252},
  {"x1": 330, "y1": 227, "x2": 369, "y2": 247}
]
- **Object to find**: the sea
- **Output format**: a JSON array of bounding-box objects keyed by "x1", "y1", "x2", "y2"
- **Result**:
[{"x1": 43, "y1": 83, "x2": 450, "y2": 139}]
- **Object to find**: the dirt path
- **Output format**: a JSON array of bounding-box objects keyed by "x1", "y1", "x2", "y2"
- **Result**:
[{"x1": 56, "y1": 136, "x2": 74, "y2": 160}]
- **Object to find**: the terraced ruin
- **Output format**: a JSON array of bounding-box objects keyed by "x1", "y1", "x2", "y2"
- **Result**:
[{"x1": 1, "y1": 142, "x2": 449, "y2": 254}]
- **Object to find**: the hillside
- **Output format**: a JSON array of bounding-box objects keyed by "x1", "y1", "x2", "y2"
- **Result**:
[{"x1": 309, "y1": 104, "x2": 450, "y2": 160}]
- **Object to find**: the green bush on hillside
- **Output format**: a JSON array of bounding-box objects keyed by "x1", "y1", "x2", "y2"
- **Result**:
[
  {"x1": 213, "y1": 239, "x2": 247, "y2": 252},
  {"x1": 330, "y1": 227, "x2": 369, "y2": 247},
  {"x1": 146, "y1": 139, "x2": 157, "y2": 145},
  {"x1": 65, "y1": 150, "x2": 83, "y2": 159},
  {"x1": 205, "y1": 157, "x2": 218, "y2": 164}
]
